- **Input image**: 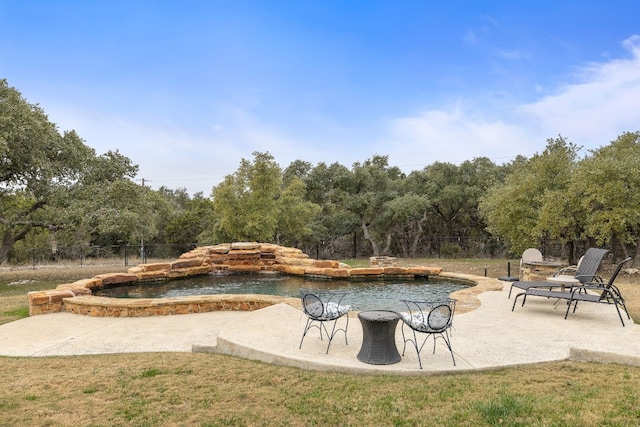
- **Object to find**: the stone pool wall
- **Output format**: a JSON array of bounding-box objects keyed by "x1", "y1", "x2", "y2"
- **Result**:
[
  {"x1": 27, "y1": 242, "x2": 443, "y2": 317},
  {"x1": 369, "y1": 256, "x2": 397, "y2": 267}
]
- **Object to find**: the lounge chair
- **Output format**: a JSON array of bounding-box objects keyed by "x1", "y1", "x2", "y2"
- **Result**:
[
  {"x1": 399, "y1": 298, "x2": 456, "y2": 369},
  {"x1": 508, "y1": 248, "x2": 609, "y2": 298},
  {"x1": 512, "y1": 257, "x2": 632, "y2": 326},
  {"x1": 298, "y1": 289, "x2": 351, "y2": 354}
]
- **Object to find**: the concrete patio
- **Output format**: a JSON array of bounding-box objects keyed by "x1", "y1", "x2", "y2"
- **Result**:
[{"x1": 2, "y1": 281, "x2": 640, "y2": 375}]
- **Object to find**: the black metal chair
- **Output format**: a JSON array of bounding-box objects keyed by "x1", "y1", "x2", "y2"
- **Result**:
[
  {"x1": 399, "y1": 298, "x2": 456, "y2": 369},
  {"x1": 299, "y1": 289, "x2": 351, "y2": 354}
]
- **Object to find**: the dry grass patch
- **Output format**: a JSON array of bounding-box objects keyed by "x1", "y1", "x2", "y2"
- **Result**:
[
  {"x1": 0, "y1": 265, "x2": 128, "y2": 325},
  {"x1": 0, "y1": 265, "x2": 128, "y2": 285}
]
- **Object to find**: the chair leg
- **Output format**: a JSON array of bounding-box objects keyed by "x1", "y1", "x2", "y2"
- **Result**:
[
  {"x1": 299, "y1": 318, "x2": 312, "y2": 349},
  {"x1": 435, "y1": 331, "x2": 456, "y2": 366},
  {"x1": 619, "y1": 300, "x2": 631, "y2": 320},
  {"x1": 564, "y1": 299, "x2": 579, "y2": 319},
  {"x1": 323, "y1": 315, "x2": 350, "y2": 354},
  {"x1": 401, "y1": 323, "x2": 425, "y2": 368},
  {"x1": 299, "y1": 318, "x2": 326, "y2": 350},
  {"x1": 512, "y1": 292, "x2": 527, "y2": 311},
  {"x1": 401, "y1": 324, "x2": 456, "y2": 368},
  {"x1": 322, "y1": 322, "x2": 334, "y2": 354},
  {"x1": 412, "y1": 330, "x2": 423, "y2": 369},
  {"x1": 508, "y1": 283, "x2": 522, "y2": 298},
  {"x1": 607, "y1": 290, "x2": 628, "y2": 327},
  {"x1": 613, "y1": 302, "x2": 626, "y2": 327},
  {"x1": 400, "y1": 325, "x2": 424, "y2": 369},
  {"x1": 344, "y1": 315, "x2": 349, "y2": 344},
  {"x1": 563, "y1": 290, "x2": 629, "y2": 327},
  {"x1": 299, "y1": 318, "x2": 322, "y2": 349},
  {"x1": 401, "y1": 323, "x2": 408, "y2": 356},
  {"x1": 610, "y1": 287, "x2": 632, "y2": 323},
  {"x1": 323, "y1": 319, "x2": 338, "y2": 354},
  {"x1": 341, "y1": 314, "x2": 349, "y2": 345}
]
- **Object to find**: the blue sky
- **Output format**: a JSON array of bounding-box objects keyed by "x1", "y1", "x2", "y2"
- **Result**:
[{"x1": 1, "y1": 1, "x2": 639, "y2": 195}]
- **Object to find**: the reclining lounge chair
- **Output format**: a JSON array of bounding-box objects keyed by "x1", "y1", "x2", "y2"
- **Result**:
[
  {"x1": 512, "y1": 257, "x2": 632, "y2": 326},
  {"x1": 508, "y1": 248, "x2": 609, "y2": 298}
]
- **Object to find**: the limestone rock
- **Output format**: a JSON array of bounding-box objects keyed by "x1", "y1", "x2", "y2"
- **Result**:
[{"x1": 231, "y1": 242, "x2": 261, "y2": 250}]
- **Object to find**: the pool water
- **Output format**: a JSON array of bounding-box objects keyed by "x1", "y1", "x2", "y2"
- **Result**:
[{"x1": 95, "y1": 272, "x2": 470, "y2": 312}]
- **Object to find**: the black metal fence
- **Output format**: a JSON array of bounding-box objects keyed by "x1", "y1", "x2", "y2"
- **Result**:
[
  {"x1": 5, "y1": 237, "x2": 604, "y2": 269},
  {"x1": 305, "y1": 234, "x2": 591, "y2": 262},
  {"x1": 7, "y1": 244, "x2": 197, "y2": 269},
  {"x1": 306, "y1": 235, "x2": 517, "y2": 260}
]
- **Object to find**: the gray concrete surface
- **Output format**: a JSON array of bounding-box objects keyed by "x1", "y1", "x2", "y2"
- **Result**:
[{"x1": 2, "y1": 282, "x2": 640, "y2": 374}]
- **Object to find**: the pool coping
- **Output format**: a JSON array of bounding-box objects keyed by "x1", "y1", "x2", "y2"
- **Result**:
[
  {"x1": 26, "y1": 242, "x2": 498, "y2": 317},
  {"x1": 57, "y1": 272, "x2": 501, "y2": 317}
]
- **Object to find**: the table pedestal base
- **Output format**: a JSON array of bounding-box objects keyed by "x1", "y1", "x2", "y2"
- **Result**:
[{"x1": 357, "y1": 310, "x2": 401, "y2": 365}]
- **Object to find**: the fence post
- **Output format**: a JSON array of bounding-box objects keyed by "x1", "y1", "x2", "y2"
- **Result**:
[{"x1": 353, "y1": 232, "x2": 357, "y2": 259}]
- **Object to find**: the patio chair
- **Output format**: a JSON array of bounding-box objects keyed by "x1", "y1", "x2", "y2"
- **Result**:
[
  {"x1": 508, "y1": 248, "x2": 609, "y2": 298},
  {"x1": 298, "y1": 289, "x2": 351, "y2": 354},
  {"x1": 519, "y1": 248, "x2": 543, "y2": 280},
  {"x1": 399, "y1": 298, "x2": 456, "y2": 369},
  {"x1": 512, "y1": 257, "x2": 632, "y2": 326}
]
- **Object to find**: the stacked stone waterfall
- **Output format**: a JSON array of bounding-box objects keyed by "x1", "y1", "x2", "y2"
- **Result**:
[{"x1": 27, "y1": 242, "x2": 442, "y2": 317}]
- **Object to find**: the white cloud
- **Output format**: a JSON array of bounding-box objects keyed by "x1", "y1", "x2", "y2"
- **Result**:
[
  {"x1": 384, "y1": 35, "x2": 640, "y2": 170},
  {"x1": 41, "y1": 34, "x2": 640, "y2": 195},
  {"x1": 47, "y1": 105, "x2": 245, "y2": 195},
  {"x1": 50, "y1": 101, "x2": 366, "y2": 195},
  {"x1": 521, "y1": 35, "x2": 640, "y2": 148},
  {"x1": 382, "y1": 105, "x2": 534, "y2": 171}
]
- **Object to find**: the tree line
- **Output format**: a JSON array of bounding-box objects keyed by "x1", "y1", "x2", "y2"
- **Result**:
[{"x1": 2, "y1": 78, "x2": 639, "y2": 265}]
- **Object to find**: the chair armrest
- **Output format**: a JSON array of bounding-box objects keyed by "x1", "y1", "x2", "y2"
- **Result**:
[
  {"x1": 574, "y1": 274, "x2": 603, "y2": 283},
  {"x1": 553, "y1": 266, "x2": 577, "y2": 276}
]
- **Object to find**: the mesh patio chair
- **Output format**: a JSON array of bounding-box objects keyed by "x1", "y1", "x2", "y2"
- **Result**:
[
  {"x1": 299, "y1": 289, "x2": 351, "y2": 354},
  {"x1": 399, "y1": 298, "x2": 456, "y2": 369},
  {"x1": 509, "y1": 248, "x2": 609, "y2": 298}
]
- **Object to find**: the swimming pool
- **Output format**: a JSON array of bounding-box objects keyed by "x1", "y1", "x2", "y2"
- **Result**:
[{"x1": 94, "y1": 272, "x2": 470, "y2": 312}]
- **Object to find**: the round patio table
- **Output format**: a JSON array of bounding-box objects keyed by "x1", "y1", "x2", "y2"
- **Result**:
[{"x1": 357, "y1": 310, "x2": 401, "y2": 365}]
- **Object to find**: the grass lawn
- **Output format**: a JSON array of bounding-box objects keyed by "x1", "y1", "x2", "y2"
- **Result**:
[{"x1": 1, "y1": 259, "x2": 639, "y2": 426}]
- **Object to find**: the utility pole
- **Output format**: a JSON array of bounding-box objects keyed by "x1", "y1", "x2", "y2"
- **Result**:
[{"x1": 139, "y1": 178, "x2": 151, "y2": 187}]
